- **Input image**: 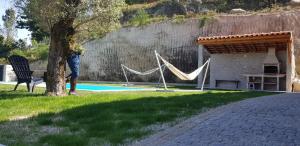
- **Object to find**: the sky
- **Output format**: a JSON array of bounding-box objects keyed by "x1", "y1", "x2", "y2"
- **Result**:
[{"x1": 0, "y1": 0, "x2": 31, "y2": 44}]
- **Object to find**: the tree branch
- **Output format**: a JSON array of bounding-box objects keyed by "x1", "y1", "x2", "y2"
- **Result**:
[{"x1": 74, "y1": 15, "x2": 102, "y2": 29}]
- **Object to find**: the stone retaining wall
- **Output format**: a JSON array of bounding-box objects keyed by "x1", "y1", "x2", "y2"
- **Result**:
[{"x1": 80, "y1": 19, "x2": 203, "y2": 83}]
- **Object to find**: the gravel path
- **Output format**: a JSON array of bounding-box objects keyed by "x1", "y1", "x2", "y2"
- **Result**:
[{"x1": 133, "y1": 93, "x2": 300, "y2": 146}]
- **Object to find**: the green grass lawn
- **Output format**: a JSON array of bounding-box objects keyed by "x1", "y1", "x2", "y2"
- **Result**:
[{"x1": 0, "y1": 84, "x2": 275, "y2": 146}]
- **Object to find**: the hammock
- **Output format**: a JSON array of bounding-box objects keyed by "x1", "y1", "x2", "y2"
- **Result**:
[
  {"x1": 156, "y1": 54, "x2": 210, "y2": 81},
  {"x1": 121, "y1": 64, "x2": 164, "y2": 76},
  {"x1": 121, "y1": 64, "x2": 166, "y2": 86}
]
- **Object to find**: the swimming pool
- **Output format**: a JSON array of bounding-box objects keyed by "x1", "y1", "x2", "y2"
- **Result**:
[{"x1": 66, "y1": 83, "x2": 146, "y2": 92}]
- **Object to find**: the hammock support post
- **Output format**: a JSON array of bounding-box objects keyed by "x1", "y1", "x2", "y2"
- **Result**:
[
  {"x1": 156, "y1": 65, "x2": 166, "y2": 87},
  {"x1": 155, "y1": 50, "x2": 168, "y2": 90},
  {"x1": 121, "y1": 64, "x2": 130, "y2": 85},
  {"x1": 201, "y1": 58, "x2": 210, "y2": 91}
]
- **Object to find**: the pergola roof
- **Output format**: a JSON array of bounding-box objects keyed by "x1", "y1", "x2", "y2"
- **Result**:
[{"x1": 197, "y1": 31, "x2": 292, "y2": 54}]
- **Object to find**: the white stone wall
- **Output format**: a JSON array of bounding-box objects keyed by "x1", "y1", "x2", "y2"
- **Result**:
[
  {"x1": 0, "y1": 65, "x2": 17, "y2": 82},
  {"x1": 210, "y1": 51, "x2": 287, "y2": 90}
]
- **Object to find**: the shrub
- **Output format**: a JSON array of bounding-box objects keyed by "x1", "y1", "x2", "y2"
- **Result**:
[
  {"x1": 125, "y1": 0, "x2": 159, "y2": 5},
  {"x1": 128, "y1": 9, "x2": 151, "y2": 26},
  {"x1": 9, "y1": 43, "x2": 49, "y2": 62},
  {"x1": 172, "y1": 15, "x2": 186, "y2": 24},
  {"x1": 150, "y1": 0, "x2": 187, "y2": 17},
  {"x1": 197, "y1": 11, "x2": 217, "y2": 28},
  {"x1": 0, "y1": 58, "x2": 8, "y2": 64}
]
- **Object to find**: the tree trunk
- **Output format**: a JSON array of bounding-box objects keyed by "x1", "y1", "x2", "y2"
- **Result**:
[{"x1": 46, "y1": 20, "x2": 75, "y2": 96}]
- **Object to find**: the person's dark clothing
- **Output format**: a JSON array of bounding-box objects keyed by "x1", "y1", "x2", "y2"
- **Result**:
[{"x1": 67, "y1": 52, "x2": 80, "y2": 80}]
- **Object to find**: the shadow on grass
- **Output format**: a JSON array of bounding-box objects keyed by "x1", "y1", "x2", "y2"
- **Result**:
[
  {"x1": 0, "y1": 91, "x2": 274, "y2": 146},
  {"x1": 0, "y1": 84, "x2": 47, "y2": 100},
  {"x1": 0, "y1": 90, "x2": 44, "y2": 100}
]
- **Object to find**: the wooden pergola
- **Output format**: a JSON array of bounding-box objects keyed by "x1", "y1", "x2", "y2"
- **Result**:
[
  {"x1": 197, "y1": 31, "x2": 292, "y2": 54},
  {"x1": 196, "y1": 31, "x2": 295, "y2": 92}
]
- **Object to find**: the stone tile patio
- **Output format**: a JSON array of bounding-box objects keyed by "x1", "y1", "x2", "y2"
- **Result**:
[{"x1": 134, "y1": 93, "x2": 300, "y2": 146}]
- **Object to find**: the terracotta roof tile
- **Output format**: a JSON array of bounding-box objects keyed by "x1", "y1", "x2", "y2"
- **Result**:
[{"x1": 197, "y1": 31, "x2": 292, "y2": 41}]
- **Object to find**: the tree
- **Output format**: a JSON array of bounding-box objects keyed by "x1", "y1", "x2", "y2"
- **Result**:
[
  {"x1": 2, "y1": 8, "x2": 16, "y2": 44},
  {"x1": 15, "y1": 2, "x2": 49, "y2": 42},
  {"x1": 0, "y1": 34, "x2": 17, "y2": 58},
  {"x1": 16, "y1": 14, "x2": 49, "y2": 42},
  {"x1": 0, "y1": 35, "x2": 4, "y2": 45},
  {"x1": 15, "y1": 39, "x2": 27, "y2": 50},
  {"x1": 15, "y1": 0, "x2": 125, "y2": 96},
  {"x1": 0, "y1": 35, "x2": 5, "y2": 55}
]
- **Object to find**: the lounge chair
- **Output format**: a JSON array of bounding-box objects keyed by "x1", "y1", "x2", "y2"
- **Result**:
[{"x1": 8, "y1": 55, "x2": 44, "y2": 92}]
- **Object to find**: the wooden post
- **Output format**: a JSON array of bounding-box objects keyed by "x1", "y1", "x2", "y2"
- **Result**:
[{"x1": 197, "y1": 45, "x2": 204, "y2": 88}]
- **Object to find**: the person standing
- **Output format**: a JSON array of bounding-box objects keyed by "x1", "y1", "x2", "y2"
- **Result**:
[{"x1": 67, "y1": 43, "x2": 84, "y2": 95}]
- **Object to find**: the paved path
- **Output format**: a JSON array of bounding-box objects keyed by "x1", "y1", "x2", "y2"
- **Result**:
[{"x1": 134, "y1": 93, "x2": 300, "y2": 146}]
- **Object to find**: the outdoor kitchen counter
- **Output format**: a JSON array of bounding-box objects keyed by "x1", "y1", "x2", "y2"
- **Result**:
[
  {"x1": 242, "y1": 74, "x2": 286, "y2": 78},
  {"x1": 242, "y1": 74, "x2": 286, "y2": 91}
]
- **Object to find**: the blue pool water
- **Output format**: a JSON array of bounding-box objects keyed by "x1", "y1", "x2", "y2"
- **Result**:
[{"x1": 66, "y1": 83, "x2": 144, "y2": 91}]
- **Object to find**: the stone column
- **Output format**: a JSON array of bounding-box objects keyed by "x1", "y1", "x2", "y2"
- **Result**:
[
  {"x1": 197, "y1": 45, "x2": 204, "y2": 88},
  {"x1": 287, "y1": 40, "x2": 296, "y2": 92}
]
